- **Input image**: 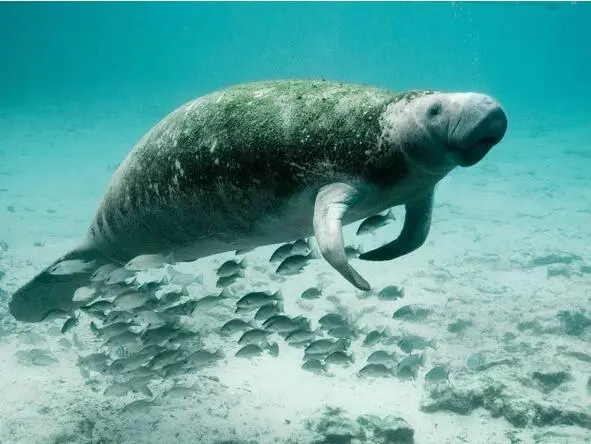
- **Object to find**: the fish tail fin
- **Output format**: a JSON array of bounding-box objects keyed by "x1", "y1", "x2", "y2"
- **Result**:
[
  {"x1": 265, "y1": 341, "x2": 279, "y2": 357},
  {"x1": 308, "y1": 248, "x2": 322, "y2": 260},
  {"x1": 165, "y1": 252, "x2": 176, "y2": 265},
  {"x1": 276, "y1": 300, "x2": 285, "y2": 313},
  {"x1": 239, "y1": 256, "x2": 250, "y2": 269},
  {"x1": 89, "y1": 321, "x2": 101, "y2": 336},
  {"x1": 9, "y1": 241, "x2": 110, "y2": 322},
  {"x1": 273, "y1": 290, "x2": 284, "y2": 301}
]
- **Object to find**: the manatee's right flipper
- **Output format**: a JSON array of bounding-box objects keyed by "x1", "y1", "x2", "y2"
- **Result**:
[
  {"x1": 9, "y1": 241, "x2": 109, "y2": 323},
  {"x1": 313, "y1": 182, "x2": 371, "y2": 291},
  {"x1": 359, "y1": 192, "x2": 434, "y2": 261}
]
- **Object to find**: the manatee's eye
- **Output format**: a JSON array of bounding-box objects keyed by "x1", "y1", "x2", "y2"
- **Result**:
[{"x1": 427, "y1": 101, "x2": 442, "y2": 117}]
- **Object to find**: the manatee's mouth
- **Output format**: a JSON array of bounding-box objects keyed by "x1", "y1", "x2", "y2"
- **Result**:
[
  {"x1": 449, "y1": 104, "x2": 508, "y2": 167},
  {"x1": 450, "y1": 135, "x2": 502, "y2": 167}
]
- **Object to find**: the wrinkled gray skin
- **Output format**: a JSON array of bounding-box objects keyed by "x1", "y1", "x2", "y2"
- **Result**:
[{"x1": 9, "y1": 79, "x2": 507, "y2": 322}]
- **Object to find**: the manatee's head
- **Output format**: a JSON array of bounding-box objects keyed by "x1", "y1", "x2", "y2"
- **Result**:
[{"x1": 380, "y1": 91, "x2": 507, "y2": 173}]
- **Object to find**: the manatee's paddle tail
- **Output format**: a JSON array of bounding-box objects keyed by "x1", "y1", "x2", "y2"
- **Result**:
[
  {"x1": 9, "y1": 241, "x2": 109, "y2": 322},
  {"x1": 313, "y1": 182, "x2": 371, "y2": 291},
  {"x1": 359, "y1": 192, "x2": 434, "y2": 261}
]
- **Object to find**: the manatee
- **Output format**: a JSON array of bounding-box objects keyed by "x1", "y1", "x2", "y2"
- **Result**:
[{"x1": 9, "y1": 79, "x2": 507, "y2": 322}]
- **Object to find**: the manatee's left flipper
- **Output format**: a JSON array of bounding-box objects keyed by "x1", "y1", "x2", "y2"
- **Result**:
[
  {"x1": 313, "y1": 182, "x2": 371, "y2": 291},
  {"x1": 359, "y1": 192, "x2": 434, "y2": 261}
]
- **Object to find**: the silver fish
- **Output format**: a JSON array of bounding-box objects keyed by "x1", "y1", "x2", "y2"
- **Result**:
[
  {"x1": 318, "y1": 313, "x2": 348, "y2": 329},
  {"x1": 90, "y1": 320, "x2": 134, "y2": 340},
  {"x1": 300, "y1": 287, "x2": 322, "y2": 300},
  {"x1": 80, "y1": 299, "x2": 113, "y2": 313},
  {"x1": 216, "y1": 270, "x2": 244, "y2": 287},
  {"x1": 356, "y1": 208, "x2": 396, "y2": 236},
  {"x1": 235, "y1": 342, "x2": 278, "y2": 359},
  {"x1": 133, "y1": 310, "x2": 167, "y2": 328},
  {"x1": 275, "y1": 250, "x2": 319, "y2": 276},
  {"x1": 141, "y1": 325, "x2": 181, "y2": 345},
  {"x1": 61, "y1": 314, "x2": 80, "y2": 334},
  {"x1": 193, "y1": 288, "x2": 232, "y2": 310},
  {"x1": 304, "y1": 338, "x2": 349, "y2": 356},
  {"x1": 103, "y1": 310, "x2": 135, "y2": 324},
  {"x1": 238, "y1": 328, "x2": 272, "y2": 345},
  {"x1": 377, "y1": 285, "x2": 405, "y2": 301},
  {"x1": 262, "y1": 315, "x2": 305, "y2": 333},
  {"x1": 235, "y1": 344, "x2": 265, "y2": 358},
  {"x1": 397, "y1": 353, "x2": 425, "y2": 373},
  {"x1": 254, "y1": 304, "x2": 282, "y2": 322},
  {"x1": 397, "y1": 335, "x2": 436, "y2": 353},
  {"x1": 160, "y1": 360, "x2": 189, "y2": 377},
  {"x1": 72, "y1": 286, "x2": 98, "y2": 304},
  {"x1": 122, "y1": 399, "x2": 154, "y2": 413},
  {"x1": 166, "y1": 266, "x2": 202, "y2": 286},
  {"x1": 81, "y1": 299, "x2": 113, "y2": 314},
  {"x1": 425, "y1": 365, "x2": 450, "y2": 384},
  {"x1": 326, "y1": 326, "x2": 357, "y2": 340},
  {"x1": 105, "y1": 330, "x2": 141, "y2": 347},
  {"x1": 110, "y1": 353, "x2": 153, "y2": 374},
  {"x1": 302, "y1": 359, "x2": 325, "y2": 374},
  {"x1": 150, "y1": 349, "x2": 183, "y2": 371},
  {"x1": 48, "y1": 259, "x2": 96, "y2": 276},
  {"x1": 113, "y1": 291, "x2": 152, "y2": 311},
  {"x1": 125, "y1": 253, "x2": 174, "y2": 271},
  {"x1": 236, "y1": 290, "x2": 282, "y2": 311},
  {"x1": 157, "y1": 287, "x2": 187, "y2": 307},
  {"x1": 185, "y1": 349, "x2": 223, "y2": 368},
  {"x1": 285, "y1": 328, "x2": 319, "y2": 344},
  {"x1": 396, "y1": 364, "x2": 418, "y2": 380},
  {"x1": 269, "y1": 243, "x2": 294, "y2": 263},
  {"x1": 90, "y1": 264, "x2": 119, "y2": 282},
  {"x1": 290, "y1": 238, "x2": 311, "y2": 256},
  {"x1": 392, "y1": 304, "x2": 433, "y2": 322},
  {"x1": 104, "y1": 382, "x2": 131, "y2": 397},
  {"x1": 325, "y1": 351, "x2": 353, "y2": 366},
  {"x1": 105, "y1": 267, "x2": 136, "y2": 285},
  {"x1": 100, "y1": 284, "x2": 130, "y2": 300},
  {"x1": 220, "y1": 318, "x2": 253, "y2": 336},
  {"x1": 217, "y1": 258, "x2": 247, "y2": 278},
  {"x1": 129, "y1": 376, "x2": 154, "y2": 397},
  {"x1": 363, "y1": 330, "x2": 386, "y2": 347},
  {"x1": 159, "y1": 300, "x2": 198, "y2": 317},
  {"x1": 358, "y1": 363, "x2": 392, "y2": 378},
  {"x1": 77, "y1": 353, "x2": 110, "y2": 373},
  {"x1": 367, "y1": 350, "x2": 396, "y2": 367}
]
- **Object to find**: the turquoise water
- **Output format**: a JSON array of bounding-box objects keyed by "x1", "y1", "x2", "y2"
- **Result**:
[{"x1": 1, "y1": 2, "x2": 590, "y2": 443}]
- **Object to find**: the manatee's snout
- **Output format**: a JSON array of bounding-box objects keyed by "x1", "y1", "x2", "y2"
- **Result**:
[{"x1": 448, "y1": 93, "x2": 507, "y2": 167}]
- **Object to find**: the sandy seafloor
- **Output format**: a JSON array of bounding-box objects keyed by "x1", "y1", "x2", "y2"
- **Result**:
[{"x1": 0, "y1": 105, "x2": 590, "y2": 444}]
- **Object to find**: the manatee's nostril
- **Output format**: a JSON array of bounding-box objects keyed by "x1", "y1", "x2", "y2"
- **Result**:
[{"x1": 427, "y1": 102, "x2": 442, "y2": 117}]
